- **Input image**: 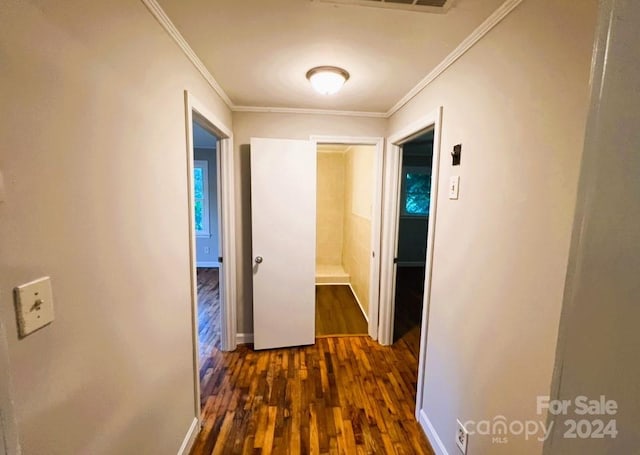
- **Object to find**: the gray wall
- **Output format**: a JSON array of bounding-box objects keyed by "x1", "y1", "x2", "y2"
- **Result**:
[
  {"x1": 545, "y1": 0, "x2": 640, "y2": 453},
  {"x1": 397, "y1": 218, "x2": 428, "y2": 264},
  {"x1": 194, "y1": 147, "x2": 219, "y2": 266}
]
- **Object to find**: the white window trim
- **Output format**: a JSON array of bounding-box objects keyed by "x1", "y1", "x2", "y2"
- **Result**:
[
  {"x1": 401, "y1": 165, "x2": 430, "y2": 217},
  {"x1": 193, "y1": 160, "x2": 210, "y2": 237}
]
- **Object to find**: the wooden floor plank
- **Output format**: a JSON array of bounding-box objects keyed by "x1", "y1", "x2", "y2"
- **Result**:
[
  {"x1": 316, "y1": 285, "x2": 368, "y2": 336},
  {"x1": 193, "y1": 271, "x2": 433, "y2": 455}
]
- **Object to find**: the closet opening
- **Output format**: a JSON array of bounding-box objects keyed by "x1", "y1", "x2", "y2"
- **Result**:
[{"x1": 315, "y1": 143, "x2": 377, "y2": 337}]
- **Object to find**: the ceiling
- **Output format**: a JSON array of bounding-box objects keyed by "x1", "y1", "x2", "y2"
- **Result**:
[{"x1": 156, "y1": 0, "x2": 505, "y2": 113}]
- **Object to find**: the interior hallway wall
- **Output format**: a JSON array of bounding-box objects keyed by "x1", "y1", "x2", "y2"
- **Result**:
[
  {"x1": 387, "y1": 0, "x2": 598, "y2": 453},
  {"x1": 342, "y1": 145, "x2": 376, "y2": 315},
  {"x1": 232, "y1": 112, "x2": 386, "y2": 335},
  {"x1": 316, "y1": 152, "x2": 345, "y2": 267},
  {"x1": 0, "y1": 0, "x2": 232, "y2": 453}
]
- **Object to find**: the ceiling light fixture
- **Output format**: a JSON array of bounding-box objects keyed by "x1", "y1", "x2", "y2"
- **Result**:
[{"x1": 306, "y1": 66, "x2": 350, "y2": 95}]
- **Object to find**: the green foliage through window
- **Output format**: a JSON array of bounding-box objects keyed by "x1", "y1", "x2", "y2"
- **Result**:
[
  {"x1": 404, "y1": 170, "x2": 430, "y2": 215},
  {"x1": 193, "y1": 162, "x2": 209, "y2": 235}
]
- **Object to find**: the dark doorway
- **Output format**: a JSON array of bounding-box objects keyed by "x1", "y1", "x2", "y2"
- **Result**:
[{"x1": 393, "y1": 130, "x2": 434, "y2": 359}]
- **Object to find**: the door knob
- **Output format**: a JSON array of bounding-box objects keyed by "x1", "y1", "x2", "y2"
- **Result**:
[{"x1": 255, "y1": 256, "x2": 263, "y2": 264}]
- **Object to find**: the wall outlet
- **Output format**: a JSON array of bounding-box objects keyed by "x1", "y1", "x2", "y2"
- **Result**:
[{"x1": 456, "y1": 419, "x2": 469, "y2": 454}]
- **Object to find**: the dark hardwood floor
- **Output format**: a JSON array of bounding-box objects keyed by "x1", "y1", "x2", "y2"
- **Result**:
[
  {"x1": 393, "y1": 267, "x2": 426, "y2": 359},
  {"x1": 198, "y1": 267, "x2": 221, "y2": 407},
  {"x1": 191, "y1": 336, "x2": 433, "y2": 455},
  {"x1": 192, "y1": 271, "x2": 433, "y2": 454},
  {"x1": 316, "y1": 285, "x2": 368, "y2": 337}
]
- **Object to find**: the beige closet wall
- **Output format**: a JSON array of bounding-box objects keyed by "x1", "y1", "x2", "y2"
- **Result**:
[
  {"x1": 342, "y1": 145, "x2": 376, "y2": 314},
  {"x1": 316, "y1": 152, "x2": 345, "y2": 267}
]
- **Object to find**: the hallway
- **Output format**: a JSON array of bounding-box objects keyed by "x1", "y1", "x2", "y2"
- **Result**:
[{"x1": 192, "y1": 332, "x2": 432, "y2": 454}]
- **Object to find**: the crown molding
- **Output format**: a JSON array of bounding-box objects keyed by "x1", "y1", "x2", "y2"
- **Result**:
[
  {"x1": 141, "y1": 0, "x2": 523, "y2": 119},
  {"x1": 232, "y1": 105, "x2": 387, "y2": 118},
  {"x1": 385, "y1": 0, "x2": 524, "y2": 117},
  {"x1": 312, "y1": 0, "x2": 454, "y2": 15},
  {"x1": 141, "y1": 0, "x2": 234, "y2": 108}
]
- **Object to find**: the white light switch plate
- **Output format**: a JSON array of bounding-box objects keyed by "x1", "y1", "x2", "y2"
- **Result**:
[
  {"x1": 449, "y1": 175, "x2": 460, "y2": 200},
  {"x1": 14, "y1": 277, "x2": 55, "y2": 337}
]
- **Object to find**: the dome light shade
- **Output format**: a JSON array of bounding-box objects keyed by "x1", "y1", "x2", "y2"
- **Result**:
[{"x1": 306, "y1": 66, "x2": 350, "y2": 95}]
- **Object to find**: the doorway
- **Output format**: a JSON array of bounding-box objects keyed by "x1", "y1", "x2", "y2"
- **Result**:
[
  {"x1": 249, "y1": 136, "x2": 384, "y2": 349},
  {"x1": 184, "y1": 91, "x2": 237, "y2": 426},
  {"x1": 315, "y1": 143, "x2": 377, "y2": 337},
  {"x1": 379, "y1": 107, "x2": 442, "y2": 419},
  {"x1": 192, "y1": 120, "x2": 222, "y2": 380},
  {"x1": 393, "y1": 131, "x2": 434, "y2": 358}
]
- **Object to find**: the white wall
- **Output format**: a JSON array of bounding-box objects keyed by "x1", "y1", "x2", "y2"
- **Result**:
[
  {"x1": 232, "y1": 111, "x2": 386, "y2": 334},
  {"x1": 544, "y1": 0, "x2": 640, "y2": 453},
  {"x1": 0, "y1": 0, "x2": 231, "y2": 453},
  {"x1": 388, "y1": 0, "x2": 598, "y2": 453}
]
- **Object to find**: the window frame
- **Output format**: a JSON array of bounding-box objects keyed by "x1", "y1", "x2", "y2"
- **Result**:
[
  {"x1": 193, "y1": 159, "x2": 210, "y2": 237},
  {"x1": 400, "y1": 165, "x2": 431, "y2": 217}
]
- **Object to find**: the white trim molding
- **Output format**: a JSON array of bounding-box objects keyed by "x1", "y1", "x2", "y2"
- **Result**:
[
  {"x1": 348, "y1": 284, "x2": 369, "y2": 323},
  {"x1": 385, "y1": 0, "x2": 525, "y2": 116},
  {"x1": 141, "y1": 0, "x2": 233, "y2": 107},
  {"x1": 141, "y1": 0, "x2": 523, "y2": 120},
  {"x1": 233, "y1": 105, "x2": 387, "y2": 118},
  {"x1": 419, "y1": 410, "x2": 449, "y2": 455},
  {"x1": 184, "y1": 90, "x2": 238, "y2": 429},
  {"x1": 379, "y1": 107, "x2": 443, "y2": 435},
  {"x1": 177, "y1": 417, "x2": 200, "y2": 455},
  {"x1": 0, "y1": 323, "x2": 21, "y2": 455}
]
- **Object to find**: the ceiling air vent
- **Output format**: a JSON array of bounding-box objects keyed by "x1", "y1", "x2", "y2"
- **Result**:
[{"x1": 313, "y1": 0, "x2": 453, "y2": 13}]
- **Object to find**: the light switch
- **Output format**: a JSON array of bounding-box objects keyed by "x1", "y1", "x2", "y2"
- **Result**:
[
  {"x1": 14, "y1": 277, "x2": 55, "y2": 337},
  {"x1": 449, "y1": 176, "x2": 460, "y2": 200}
]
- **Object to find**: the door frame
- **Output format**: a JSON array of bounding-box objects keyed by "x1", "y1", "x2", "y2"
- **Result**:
[
  {"x1": 310, "y1": 135, "x2": 384, "y2": 341},
  {"x1": 184, "y1": 91, "x2": 237, "y2": 425},
  {"x1": 378, "y1": 107, "x2": 443, "y2": 417}
]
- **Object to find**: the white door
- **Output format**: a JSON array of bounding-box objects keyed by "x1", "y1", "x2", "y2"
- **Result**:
[{"x1": 250, "y1": 138, "x2": 316, "y2": 350}]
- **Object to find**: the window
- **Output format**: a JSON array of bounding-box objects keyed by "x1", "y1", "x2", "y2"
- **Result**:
[
  {"x1": 193, "y1": 160, "x2": 210, "y2": 237},
  {"x1": 401, "y1": 166, "x2": 431, "y2": 216}
]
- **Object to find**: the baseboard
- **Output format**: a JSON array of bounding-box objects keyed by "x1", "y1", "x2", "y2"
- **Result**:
[
  {"x1": 315, "y1": 276, "x2": 350, "y2": 284},
  {"x1": 315, "y1": 281, "x2": 350, "y2": 286},
  {"x1": 177, "y1": 417, "x2": 199, "y2": 455},
  {"x1": 348, "y1": 284, "x2": 369, "y2": 323},
  {"x1": 196, "y1": 261, "x2": 220, "y2": 268},
  {"x1": 419, "y1": 409, "x2": 449, "y2": 455},
  {"x1": 397, "y1": 261, "x2": 425, "y2": 267},
  {"x1": 236, "y1": 332, "x2": 254, "y2": 344}
]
